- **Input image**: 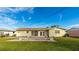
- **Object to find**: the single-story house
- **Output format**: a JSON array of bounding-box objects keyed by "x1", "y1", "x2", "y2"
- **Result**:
[
  {"x1": 15, "y1": 27, "x2": 66, "y2": 40},
  {"x1": 67, "y1": 28, "x2": 79, "y2": 37},
  {"x1": 0, "y1": 28, "x2": 15, "y2": 36}
]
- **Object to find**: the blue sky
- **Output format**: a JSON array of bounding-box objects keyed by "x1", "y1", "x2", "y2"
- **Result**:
[{"x1": 0, "y1": 7, "x2": 79, "y2": 29}]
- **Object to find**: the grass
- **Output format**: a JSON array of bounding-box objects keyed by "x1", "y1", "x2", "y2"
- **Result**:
[
  {"x1": 0, "y1": 37, "x2": 79, "y2": 51},
  {"x1": 54, "y1": 37, "x2": 79, "y2": 51}
]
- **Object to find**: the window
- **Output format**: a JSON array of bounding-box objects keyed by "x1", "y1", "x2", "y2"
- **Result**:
[
  {"x1": 32, "y1": 31, "x2": 38, "y2": 36},
  {"x1": 35, "y1": 31, "x2": 38, "y2": 36},
  {"x1": 40, "y1": 31, "x2": 45, "y2": 36},
  {"x1": 55, "y1": 30, "x2": 60, "y2": 34}
]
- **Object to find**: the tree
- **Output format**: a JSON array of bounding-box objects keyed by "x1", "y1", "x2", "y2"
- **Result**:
[{"x1": 51, "y1": 25, "x2": 60, "y2": 28}]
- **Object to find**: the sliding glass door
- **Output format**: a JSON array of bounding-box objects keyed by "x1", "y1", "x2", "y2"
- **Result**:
[{"x1": 32, "y1": 31, "x2": 38, "y2": 36}]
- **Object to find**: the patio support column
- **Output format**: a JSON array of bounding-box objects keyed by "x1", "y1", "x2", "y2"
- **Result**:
[{"x1": 38, "y1": 31, "x2": 40, "y2": 37}]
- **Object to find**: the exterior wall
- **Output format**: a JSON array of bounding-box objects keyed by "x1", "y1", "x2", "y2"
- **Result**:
[
  {"x1": 49, "y1": 28, "x2": 66, "y2": 37},
  {"x1": 16, "y1": 28, "x2": 66, "y2": 38},
  {"x1": 16, "y1": 30, "x2": 48, "y2": 37},
  {"x1": 4, "y1": 32, "x2": 14, "y2": 36},
  {"x1": 16, "y1": 31, "x2": 31, "y2": 37},
  {"x1": 0, "y1": 31, "x2": 14, "y2": 36}
]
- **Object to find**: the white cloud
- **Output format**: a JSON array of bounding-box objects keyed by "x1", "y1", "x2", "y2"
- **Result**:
[
  {"x1": 22, "y1": 16, "x2": 32, "y2": 23},
  {"x1": 0, "y1": 7, "x2": 35, "y2": 29},
  {"x1": 28, "y1": 23, "x2": 52, "y2": 28},
  {"x1": 0, "y1": 16, "x2": 19, "y2": 30},
  {"x1": 67, "y1": 24, "x2": 79, "y2": 29},
  {"x1": 0, "y1": 7, "x2": 35, "y2": 24},
  {"x1": 0, "y1": 16, "x2": 18, "y2": 26},
  {"x1": 0, "y1": 7, "x2": 35, "y2": 14}
]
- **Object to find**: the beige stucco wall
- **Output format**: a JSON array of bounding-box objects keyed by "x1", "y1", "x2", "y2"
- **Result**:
[
  {"x1": 16, "y1": 28, "x2": 66, "y2": 38},
  {"x1": 16, "y1": 31, "x2": 31, "y2": 37},
  {"x1": 16, "y1": 30, "x2": 48, "y2": 37},
  {"x1": 49, "y1": 28, "x2": 66, "y2": 37}
]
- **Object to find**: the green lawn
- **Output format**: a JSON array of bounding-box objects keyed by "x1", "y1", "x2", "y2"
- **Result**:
[{"x1": 0, "y1": 37, "x2": 79, "y2": 51}]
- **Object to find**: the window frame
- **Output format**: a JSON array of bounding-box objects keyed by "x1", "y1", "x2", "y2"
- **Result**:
[{"x1": 55, "y1": 30, "x2": 60, "y2": 34}]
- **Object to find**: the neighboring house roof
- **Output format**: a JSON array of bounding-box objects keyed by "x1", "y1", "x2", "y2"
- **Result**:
[
  {"x1": 16, "y1": 28, "x2": 50, "y2": 31},
  {"x1": 68, "y1": 28, "x2": 79, "y2": 37}
]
